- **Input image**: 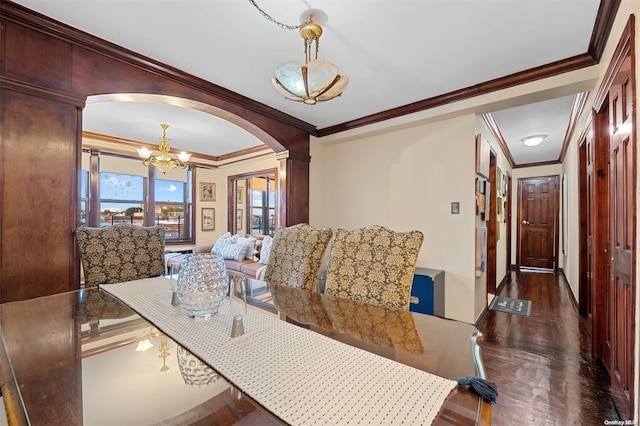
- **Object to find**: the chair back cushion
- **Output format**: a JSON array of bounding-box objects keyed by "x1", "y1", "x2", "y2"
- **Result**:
[
  {"x1": 263, "y1": 223, "x2": 332, "y2": 290},
  {"x1": 75, "y1": 224, "x2": 165, "y2": 287},
  {"x1": 324, "y1": 225, "x2": 424, "y2": 310}
]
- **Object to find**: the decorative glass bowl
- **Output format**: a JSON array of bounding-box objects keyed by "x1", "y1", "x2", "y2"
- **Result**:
[{"x1": 176, "y1": 253, "x2": 228, "y2": 320}]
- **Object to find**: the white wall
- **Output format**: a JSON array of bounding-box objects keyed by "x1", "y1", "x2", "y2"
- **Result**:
[
  {"x1": 310, "y1": 34, "x2": 600, "y2": 322},
  {"x1": 311, "y1": 115, "x2": 479, "y2": 323},
  {"x1": 562, "y1": 133, "x2": 580, "y2": 299}
]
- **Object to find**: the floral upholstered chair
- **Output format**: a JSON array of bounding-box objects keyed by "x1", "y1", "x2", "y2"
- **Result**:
[
  {"x1": 74, "y1": 223, "x2": 166, "y2": 287},
  {"x1": 324, "y1": 225, "x2": 424, "y2": 310},
  {"x1": 263, "y1": 223, "x2": 333, "y2": 291}
]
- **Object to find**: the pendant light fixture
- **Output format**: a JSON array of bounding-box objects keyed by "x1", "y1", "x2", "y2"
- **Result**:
[{"x1": 249, "y1": 1, "x2": 348, "y2": 104}]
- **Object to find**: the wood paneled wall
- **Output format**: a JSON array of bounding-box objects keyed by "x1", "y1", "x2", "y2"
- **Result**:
[{"x1": 0, "y1": 2, "x2": 312, "y2": 302}]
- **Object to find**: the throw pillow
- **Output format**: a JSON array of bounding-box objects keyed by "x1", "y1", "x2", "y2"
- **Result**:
[
  {"x1": 259, "y1": 235, "x2": 273, "y2": 264},
  {"x1": 217, "y1": 240, "x2": 249, "y2": 261},
  {"x1": 238, "y1": 236, "x2": 258, "y2": 260},
  {"x1": 212, "y1": 232, "x2": 232, "y2": 254}
]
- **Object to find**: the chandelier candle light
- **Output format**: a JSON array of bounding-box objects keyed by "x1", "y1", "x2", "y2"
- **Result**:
[
  {"x1": 137, "y1": 123, "x2": 191, "y2": 174},
  {"x1": 249, "y1": 1, "x2": 348, "y2": 104}
]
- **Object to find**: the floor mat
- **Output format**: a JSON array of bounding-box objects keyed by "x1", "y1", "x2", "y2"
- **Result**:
[{"x1": 489, "y1": 296, "x2": 532, "y2": 316}]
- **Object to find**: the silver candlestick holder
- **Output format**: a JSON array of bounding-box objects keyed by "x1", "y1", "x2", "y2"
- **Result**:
[
  {"x1": 231, "y1": 315, "x2": 244, "y2": 337},
  {"x1": 171, "y1": 291, "x2": 180, "y2": 306}
]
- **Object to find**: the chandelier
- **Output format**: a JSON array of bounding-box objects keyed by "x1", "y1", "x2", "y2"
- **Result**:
[
  {"x1": 137, "y1": 123, "x2": 191, "y2": 174},
  {"x1": 249, "y1": 1, "x2": 348, "y2": 105}
]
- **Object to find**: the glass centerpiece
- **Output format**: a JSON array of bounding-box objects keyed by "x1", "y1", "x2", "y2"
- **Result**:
[{"x1": 176, "y1": 253, "x2": 228, "y2": 320}]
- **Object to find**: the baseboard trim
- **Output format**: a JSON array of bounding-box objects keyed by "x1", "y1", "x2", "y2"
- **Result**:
[
  {"x1": 476, "y1": 272, "x2": 511, "y2": 326},
  {"x1": 495, "y1": 272, "x2": 510, "y2": 295},
  {"x1": 557, "y1": 268, "x2": 579, "y2": 313}
]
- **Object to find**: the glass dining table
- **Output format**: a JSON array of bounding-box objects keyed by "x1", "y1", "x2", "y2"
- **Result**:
[{"x1": 0, "y1": 278, "x2": 490, "y2": 425}]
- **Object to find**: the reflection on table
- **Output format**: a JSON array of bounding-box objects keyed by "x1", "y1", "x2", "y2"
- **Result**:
[
  {"x1": 0, "y1": 282, "x2": 489, "y2": 425},
  {"x1": 269, "y1": 283, "x2": 489, "y2": 425}
]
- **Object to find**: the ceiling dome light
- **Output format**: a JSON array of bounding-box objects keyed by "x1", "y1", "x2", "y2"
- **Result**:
[{"x1": 521, "y1": 134, "x2": 547, "y2": 147}]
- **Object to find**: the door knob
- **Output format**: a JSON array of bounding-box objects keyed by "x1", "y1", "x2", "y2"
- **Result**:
[{"x1": 522, "y1": 220, "x2": 530, "y2": 225}]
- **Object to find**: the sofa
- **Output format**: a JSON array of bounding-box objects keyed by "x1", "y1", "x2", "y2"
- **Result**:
[{"x1": 166, "y1": 233, "x2": 272, "y2": 282}]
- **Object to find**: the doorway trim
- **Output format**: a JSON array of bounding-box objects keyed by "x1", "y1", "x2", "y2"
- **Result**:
[{"x1": 516, "y1": 175, "x2": 560, "y2": 270}]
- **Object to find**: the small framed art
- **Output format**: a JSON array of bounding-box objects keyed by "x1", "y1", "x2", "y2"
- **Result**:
[
  {"x1": 236, "y1": 209, "x2": 243, "y2": 230},
  {"x1": 199, "y1": 182, "x2": 215, "y2": 202},
  {"x1": 237, "y1": 186, "x2": 244, "y2": 204},
  {"x1": 201, "y1": 208, "x2": 214, "y2": 231}
]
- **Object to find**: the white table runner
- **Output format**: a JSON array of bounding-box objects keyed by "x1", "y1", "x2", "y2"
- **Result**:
[{"x1": 101, "y1": 277, "x2": 457, "y2": 425}]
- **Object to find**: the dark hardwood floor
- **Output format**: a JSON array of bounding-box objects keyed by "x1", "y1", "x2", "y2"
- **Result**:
[{"x1": 475, "y1": 270, "x2": 619, "y2": 426}]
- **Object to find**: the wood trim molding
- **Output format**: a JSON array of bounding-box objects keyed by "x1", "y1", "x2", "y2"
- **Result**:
[
  {"x1": 593, "y1": 14, "x2": 634, "y2": 112},
  {"x1": 558, "y1": 269, "x2": 580, "y2": 312},
  {"x1": 0, "y1": 1, "x2": 316, "y2": 135},
  {"x1": 82, "y1": 131, "x2": 270, "y2": 164},
  {"x1": 1, "y1": 0, "x2": 618, "y2": 140},
  {"x1": 216, "y1": 145, "x2": 272, "y2": 161},
  {"x1": 482, "y1": 113, "x2": 516, "y2": 168},
  {"x1": 495, "y1": 273, "x2": 511, "y2": 297},
  {"x1": 318, "y1": 53, "x2": 596, "y2": 137},
  {"x1": 588, "y1": 0, "x2": 622, "y2": 61},
  {"x1": 576, "y1": 110, "x2": 594, "y2": 146},
  {"x1": 559, "y1": 91, "x2": 590, "y2": 162},
  {"x1": 512, "y1": 159, "x2": 562, "y2": 169},
  {"x1": 318, "y1": 0, "x2": 616, "y2": 137},
  {"x1": 0, "y1": 76, "x2": 86, "y2": 107}
]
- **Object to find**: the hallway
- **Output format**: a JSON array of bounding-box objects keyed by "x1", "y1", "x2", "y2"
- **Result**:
[{"x1": 475, "y1": 270, "x2": 619, "y2": 425}]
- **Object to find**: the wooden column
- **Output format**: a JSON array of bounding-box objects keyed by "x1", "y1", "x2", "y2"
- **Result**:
[
  {"x1": 276, "y1": 149, "x2": 310, "y2": 228},
  {"x1": 0, "y1": 46, "x2": 84, "y2": 301}
]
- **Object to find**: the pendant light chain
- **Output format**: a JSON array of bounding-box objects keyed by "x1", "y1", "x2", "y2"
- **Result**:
[{"x1": 248, "y1": 0, "x2": 301, "y2": 30}]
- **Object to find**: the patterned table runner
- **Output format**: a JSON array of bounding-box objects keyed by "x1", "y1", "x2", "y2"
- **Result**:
[{"x1": 101, "y1": 277, "x2": 457, "y2": 425}]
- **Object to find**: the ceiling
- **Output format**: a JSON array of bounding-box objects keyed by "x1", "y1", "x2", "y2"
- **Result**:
[{"x1": 13, "y1": 0, "x2": 604, "y2": 166}]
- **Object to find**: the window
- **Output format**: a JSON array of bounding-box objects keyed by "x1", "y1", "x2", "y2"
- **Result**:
[
  {"x1": 228, "y1": 169, "x2": 277, "y2": 236},
  {"x1": 81, "y1": 150, "x2": 194, "y2": 244},
  {"x1": 80, "y1": 170, "x2": 89, "y2": 227},
  {"x1": 250, "y1": 176, "x2": 276, "y2": 236},
  {"x1": 154, "y1": 177, "x2": 192, "y2": 241},
  {"x1": 100, "y1": 172, "x2": 145, "y2": 226}
]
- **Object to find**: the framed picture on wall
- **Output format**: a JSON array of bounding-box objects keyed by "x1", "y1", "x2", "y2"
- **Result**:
[
  {"x1": 237, "y1": 186, "x2": 244, "y2": 204},
  {"x1": 201, "y1": 208, "x2": 214, "y2": 231},
  {"x1": 236, "y1": 209, "x2": 243, "y2": 230},
  {"x1": 199, "y1": 182, "x2": 216, "y2": 202},
  {"x1": 475, "y1": 133, "x2": 489, "y2": 178}
]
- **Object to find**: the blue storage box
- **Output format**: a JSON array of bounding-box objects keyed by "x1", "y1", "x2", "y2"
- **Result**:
[{"x1": 409, "y1": 268, "x2": 444, "y2": 317}]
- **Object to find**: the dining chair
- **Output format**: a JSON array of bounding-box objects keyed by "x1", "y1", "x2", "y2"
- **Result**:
[
  {"x1": 263, "y1": 223, "x2": 333, "y2": 290},
  {"x1": 324, "y1": 225, "x2": 424, "y2": 310},
  {"x1": 74, "y1": 223, "x2": 166, "y2": 287}
]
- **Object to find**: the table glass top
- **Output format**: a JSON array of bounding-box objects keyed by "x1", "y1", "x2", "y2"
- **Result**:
[{"x1": 0, "y1": 282, "x2": 489, "y2": 425}]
